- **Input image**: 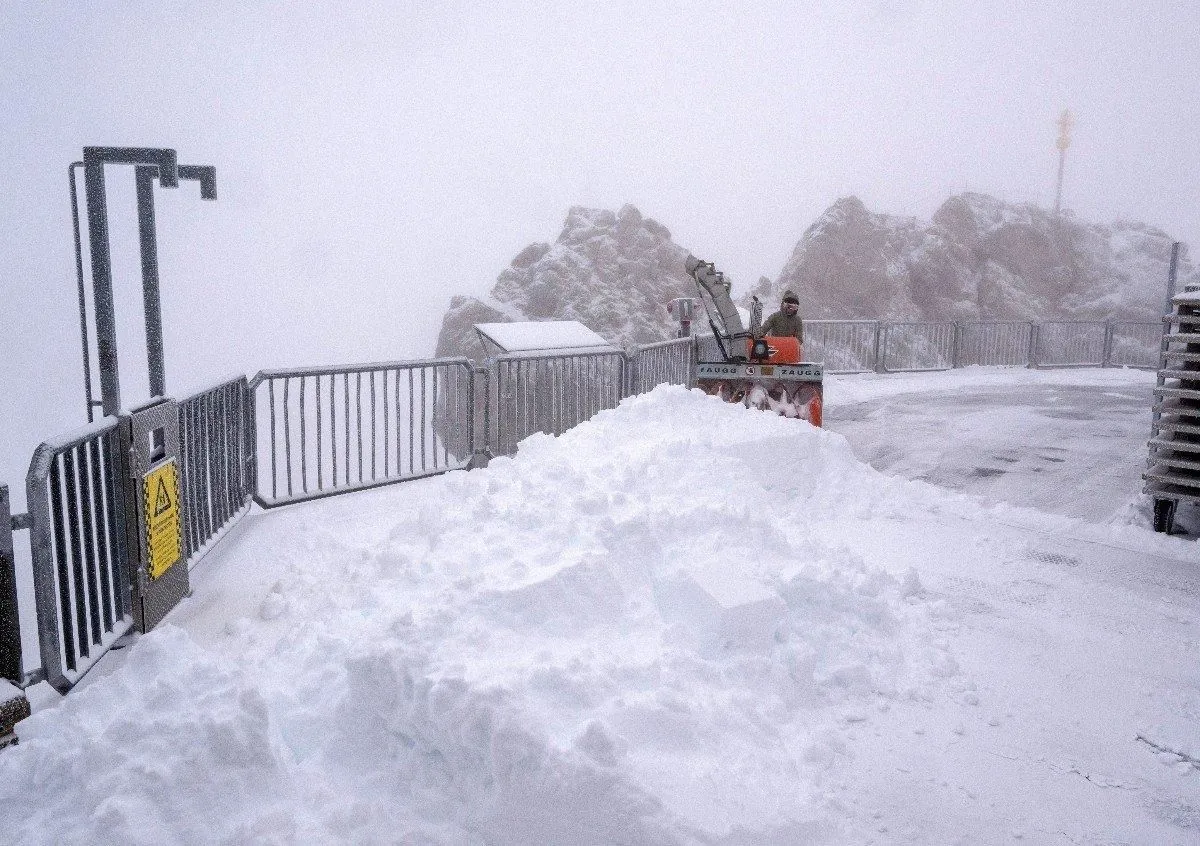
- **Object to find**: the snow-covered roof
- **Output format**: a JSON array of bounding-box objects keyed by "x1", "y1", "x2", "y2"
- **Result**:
[{"x1": 474, "y1": 320, "x2": 617, "y2": 354}]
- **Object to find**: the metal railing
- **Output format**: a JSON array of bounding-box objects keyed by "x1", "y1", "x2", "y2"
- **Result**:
[
  {"x1": 25, "y1": 417, "x2": 134, "y2": 693},
  {"x1": 251, "y1": 358, "x2": 476, "y2": 508},
  {"x1": 1035, "y1": 321, "x2": 1105, "y2": 367},
  {"x1": 880, "y1": 322, "x2": 956, "y2": 372},
  {"x1": 1, "y1": 315, "x2": 1166, "y2": 701},
  {"x1": 696, "y1": 333, "x2": 726, "y2": 363},
  {"x1": 799, "y1": 319, "x2": 1158, "y2": 372},
  {"x1": 489, "y1": 350, "x2": 627, "y2": 457},
  {"x1": 804, "y1": 321, "x2": 880, "y2": 373},
  {"x1": 628, "y1": 337, "x2": 695, "y2": 394},
  {"x1": 1109, "y1": 322, "x2": 1161, "y2": 368},
  {"x1": 955, "y1": 322, "x2": 1033, "y2": 367},
  {"x1": 179, "y1": 376, "x2": 255, "y2": 562}
]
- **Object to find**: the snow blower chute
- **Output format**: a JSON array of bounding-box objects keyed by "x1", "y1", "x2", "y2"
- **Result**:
[{"x1": 684, "y1": 254, "x2": 823, "y2": 426}]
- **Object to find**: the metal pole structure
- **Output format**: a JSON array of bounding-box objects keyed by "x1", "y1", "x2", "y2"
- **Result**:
[
  {"x1": 0, "y1": 484, "x2": 20, "y2": 685},
  {"x1": 69, "y1": 163, "x2": 101, "y2": 423},
  {"x1": 1053, "y1": 109, "x2": 1073, "y2": 216},
  {"x1": 135, "y1": 166, "x2": 165, "y2": 399},
  {"x1": 1153, "y1": 243, "x2": 1182, "y2": 429},
  {"x1": 1165, "y1": 241, "x2": 1181, "y2": 314},
  {"x1": 83, "y1": 147, "x2": 180, "y2": 417},
  {"x1": 134, "y1": 163, "x2": 217, "y2": 399}
]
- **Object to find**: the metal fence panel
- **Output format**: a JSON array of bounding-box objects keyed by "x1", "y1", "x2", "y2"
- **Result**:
[
  {"x1": 26, "y1": 417, "x2": 133, "y2": 693},
  {"x1": 1036, "y1": 321, "x2": 1106, "y2": 367},
  {"x1": 489, "y1": 350, "x2": 626, "y2": 456},
  {"x1": 629, "y1": 337, "x2": 695, "y2": 394},
  {"x1": 804, "y1": 321, "x2": 880, "y2": 373},
  {"x1": 179, "y1": 375, "x2": 254, "y2": 564},
  {"x1": 0, "y1": 485, "x2": 19, "y2": 684},
  {"x1": 881, "y1": 322, "x2": 955, "y2": 372},
  {"x1": 956, "y1": 322, "x2": 1032, "y2": 367},
  {"x1": 252, "y1": 358, "x2": 475, "y2": 508},
  {"x1": 695, "y1": 333, "x2": 725, "y2": 362},
  {"x1": 1109, "y1": 322, "x2": 1160, "y2": 368}
]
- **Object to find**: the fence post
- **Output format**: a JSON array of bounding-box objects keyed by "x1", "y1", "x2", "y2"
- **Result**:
[
  {"x1": 0, "y1": 484, "x2": 21, "y2": 685},
  {"x1": 624, "y1": 346, "x2": 639, "y2": 398},
  {"x1": 873, "y1": 322, "x2": 886, "y2": 373},
  {"x1": 1102, "y1": 321, "x2": 1115, "y2": 367},
  {"x1": 243, "y1": 379, "x2": 258, "y2": 500},
  {"x1": 690, "y1": 335, "x2": 699, "y2": 388},
  {"x1": 0, "y1": 482, "x2": 30, "y2": 748},
  {"x1": 951, "y1": 322, "x2": 963, "y2": 369},
  {"x1": 469, "y1": 365, "x2": 492, "y2": 469},
  {"x1": 1026, "y1": 322, "x2": 1040, "y2": 369}
]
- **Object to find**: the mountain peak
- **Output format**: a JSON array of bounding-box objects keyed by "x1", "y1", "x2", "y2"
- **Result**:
[
  {"x1": 773, "y1": 192, "x2": 1189, "y2": 322},
  {"x1": 435, "y1": 206, "x2": 694, "y2": 359}
]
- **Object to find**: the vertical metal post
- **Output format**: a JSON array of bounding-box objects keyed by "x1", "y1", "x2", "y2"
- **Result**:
[
  {"x1": 1027, "y1": 323, "x2": 1041, "y2": 369},
  {"x1": 1102, "y1": 321, "x2": 1115, "y2": 367},
  {"x1": 874, "y1": 322, "x2": 888, "y2": 373},
  {"x1": 83, "y1": 156, "x2": 120, "y2": 417},
  {"x1": 135, "y1": 166, "x2": 167, "y2": 398},
  {"x1": 0, "y1": 506, "x2": 29, "y2": 731},
  {"x1": 69, "y1": 163, "x2": 99, "y2": 423},
  {"x1": 951, "y1": 322, "x2": 963, "y2": 369},
  {"x1": 1164, "y1": 242, "x2": 1181, "y2": 317},
  {"x1": 134, "y1": 163, "x2": 217, "y2": 401},
  {"x1": 0, "y1": 485, "x2": 21, "y2": 684}
]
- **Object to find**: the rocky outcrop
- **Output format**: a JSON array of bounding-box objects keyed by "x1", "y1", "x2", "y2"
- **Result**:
[
  {"x1": 436, "y1": 194, "x2": 1193, "y2": 360},
  {"x1": 434, "y1": 205, "x2": 696, "y2": 360},
  {"x1": 762, "y1": 193, "x2": 1192, "y2": 322}
]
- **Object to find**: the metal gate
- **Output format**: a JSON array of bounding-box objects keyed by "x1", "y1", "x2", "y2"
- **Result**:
[
  {"x1": 25, "y1": 417, "x2": 135, "y2": 693},
  {"x1": 250, "y1": 359, "x2": 477, "y2": 508}
]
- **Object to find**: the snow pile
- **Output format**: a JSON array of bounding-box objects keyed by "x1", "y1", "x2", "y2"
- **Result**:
[{"x1": 0, "y1": 386, "x2": 971, "y2": 843}]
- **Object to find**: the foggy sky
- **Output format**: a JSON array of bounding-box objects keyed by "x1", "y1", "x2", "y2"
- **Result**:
[{"x1": 1, "y1": 0, "x2": 1198, "y2": 492}]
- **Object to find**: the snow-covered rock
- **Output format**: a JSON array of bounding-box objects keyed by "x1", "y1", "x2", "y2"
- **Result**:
[
  {"x1": 762, "y1": 192, "x2": 1194, "y2": 321},
  {"x1": 434, "y1": 205, "x2": 695, "y2": 359},
  {"x1": 438, "y1": 194, "x2": 1192, "y2": 361}
]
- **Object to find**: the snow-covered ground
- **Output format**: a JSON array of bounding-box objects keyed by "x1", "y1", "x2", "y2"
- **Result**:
[{"x1": 2, "y1": 367, "x2": 1198, "y2": 844}]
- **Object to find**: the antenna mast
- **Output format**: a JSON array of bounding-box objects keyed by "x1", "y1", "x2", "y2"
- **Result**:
[{"x1": 1053, "y1": 108, "x2": 1073, "y2": 215}]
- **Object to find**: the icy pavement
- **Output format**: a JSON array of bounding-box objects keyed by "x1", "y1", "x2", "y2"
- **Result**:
[
  {"x1": 1, "y1": 372, "x2": 1198, "y2": 844},
  {"x1": 827, "y1": 369, "x2": 1156, "y2": 524}
]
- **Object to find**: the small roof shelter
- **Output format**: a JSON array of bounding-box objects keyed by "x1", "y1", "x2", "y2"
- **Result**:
[{"x1": 474, "y1": 321, "x2": 619, "y2": 358}]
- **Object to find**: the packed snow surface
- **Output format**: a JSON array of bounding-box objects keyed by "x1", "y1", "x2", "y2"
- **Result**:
[
  {"x1": 474, "y1": 320, "x2": 614, "y2": 353},
  {"x1": 2, "y1": 372, "x2": 1198, "y2": 844}
]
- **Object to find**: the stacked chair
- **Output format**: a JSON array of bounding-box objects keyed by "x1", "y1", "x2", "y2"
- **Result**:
[{"x1": 1145, "y1": 285, "x2": 1200, "y2": 533}]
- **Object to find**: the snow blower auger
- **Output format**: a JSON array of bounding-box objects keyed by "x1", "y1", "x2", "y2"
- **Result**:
[{"x1": 684, "y1": 254, "x2": 823, "y2": 426}]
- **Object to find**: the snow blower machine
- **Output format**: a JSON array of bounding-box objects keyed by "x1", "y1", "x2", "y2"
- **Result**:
[{"x1": 683, "y1": 254, "x2": 823, "y2": 426}]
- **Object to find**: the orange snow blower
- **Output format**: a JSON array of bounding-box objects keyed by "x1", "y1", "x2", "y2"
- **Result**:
[{"x1": 684, "y1": 255, "x2": 824, "y2": 426}]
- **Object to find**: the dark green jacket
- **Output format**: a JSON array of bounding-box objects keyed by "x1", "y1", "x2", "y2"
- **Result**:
[{"x1": 758, "y1": 311, "x2": 803, "y2": 342}]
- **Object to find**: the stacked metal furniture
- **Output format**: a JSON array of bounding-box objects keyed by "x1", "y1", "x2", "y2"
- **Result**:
[{"x1": 1145, "y1": 284, "x2": 1200, "y2": 533}]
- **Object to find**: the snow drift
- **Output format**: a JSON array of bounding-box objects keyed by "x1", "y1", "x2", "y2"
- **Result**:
[{"x1": 0, "y1": 387, "x2": 972, "y2": 844}]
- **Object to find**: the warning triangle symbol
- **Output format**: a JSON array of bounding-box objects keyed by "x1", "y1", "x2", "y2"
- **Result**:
[{"x1": 154, "y1": 477, "x2": 172, "y2": 516}]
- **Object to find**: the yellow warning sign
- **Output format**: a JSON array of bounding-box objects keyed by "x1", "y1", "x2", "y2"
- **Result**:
[{"x1": 143, "y1": 461, "x2": 182, "y2": 580}]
